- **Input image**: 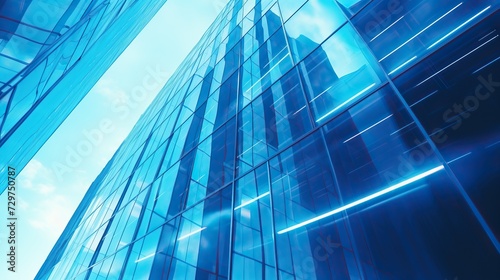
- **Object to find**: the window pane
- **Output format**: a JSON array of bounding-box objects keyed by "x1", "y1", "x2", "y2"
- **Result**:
[
  {"x1": 285, "y1": 0, "x2": 347, "y2": 62},
  {"x1": 352, "y1": 0, "x2": 496, "y2": 76},
  {"x1": 270, "y1": 132, "x2": 357, "y2": 279},
  {"x1": 393, "y1": 12, "x2": 500, "y2": 240},
  {"x1": 237, "y1": 67, "x2": 312, "y2": 175},
  {"x1": 232, "y1": 164, "x2": 276, "y2": 279},
  {"x1": 299, "y1": 24, "x2": 385, "y2": 125}
]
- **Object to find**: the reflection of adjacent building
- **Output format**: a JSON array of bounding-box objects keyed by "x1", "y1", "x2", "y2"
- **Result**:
[{"x1": 0, "y1": 0, "x2": 168, "y2": 194}]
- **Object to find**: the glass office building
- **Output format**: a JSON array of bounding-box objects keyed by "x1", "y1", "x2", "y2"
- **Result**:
[
  {"x1": 0, "y1": 0, "x2": 167, "y2": 193},
  {"x1": 38, "y1": 0, "x2": 500, "y2": 279}
]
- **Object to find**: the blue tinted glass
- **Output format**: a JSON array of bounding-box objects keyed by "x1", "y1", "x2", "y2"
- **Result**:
[
  {"x1": 270, "y1": 132, "x2": 358, "y2": 279},
  {"x1": 347, "y1": 172, "x2": 500, "y2": 279},
  {"x1": 237, "y1": 67, "x2": 312, "y2": 175},
  {"x1": 0, "y1": 0, "x2": 168, "y2": 185},
  {"x1": 37, "y1": 1, "x2": 500, "y2": 279},
  {"x1": 232, "y1": 164, "x2": 276, "y2": 279},
  {"x1": 299, "y1": 24, "x2": 385, "y2": 125},
  {"x1": 285, "y1": 0, "x2": 347, "y2": 62},
  {"x1": 393, "y1": 12, "x2": 500, "y2": 241},
  {"x1": 153, "y1": 186, "x2": 232, "y2": 279},
  {"x1": 278, "y1": 0, "x2": 307, "y2": 21},
  {"x1": 241, "y1": 27, "x2": 293, "y2": 106},
  {"x1": 335, "y1": 0, "x2": 371, "y2": 16},
  {"x1": 352, "y1": 0, "x2": 496, "y2": 77},
  {"x1": 322, "y1": 85, "x2": 442, "y2": 202}
]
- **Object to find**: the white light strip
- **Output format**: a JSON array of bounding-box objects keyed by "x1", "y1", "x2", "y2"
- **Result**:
[
  {"x1": 388, "y1": 56, "x2": 417, "y2": 75},
  {"x1": 390, "y1": 122, "x2": 415, "y2": 136},
  {"x1": 415, "y1": 35, "x2": 498, "y2": 88},
  {"x1": 240, "y1": 141, "x2": 262, "y2": 157},
  {"x1": 244, "y1": 53, "x2": 289, "y2": 96},
  {"x1": 478, "y1": 29, "x2": 496, "y2": 42},
  {"x1": 310, "y1": 84, "x2": 335, "y2": 103},
  {"x1": 379, "y1": 3, "x2": 462, "y2": 62},
  {"x1": 234, "y1": 191, "x2": 270, "y2": 210},
  {"x1": 316, "y1": 83, "x2": 376, "y2": 123},
  {"x1": 486, "y1": 140, "x2": 500, "y2": 149},
  {"x1": 177, "y1": 227, "x2": 206, "y2": 241},
  {"x1": 293, "y1": 105, "x2": 307, "y2": 116},
  {"x1": 277, "y1": 165, "x2": 445, "y2": 234},
  {"x1": 447, "y1": 152, "x2": 472, "y2": 164},
  {"x1": 410, "y1": 90, "x2": 439, "y2": 107},
  {"x1": 472, "y1": 56, "x2": 500, "y2": 74},
  {"x1": 343, "y1": 114, "x2": 393, "y2": 143},
  {"x1": 135, "y1": 253, "x2": 156, "y2": 263},
  {"x1": 370, "y1": 16, "x2": 405, "y2": 42},
  {"x1": 427, "y1": 6, "x2": 491, "y2": 50}
]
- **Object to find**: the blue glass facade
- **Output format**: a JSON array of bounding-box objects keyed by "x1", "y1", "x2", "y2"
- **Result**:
[
  {"x1": 0, "y1": 0, "x2": 167, "y2": 192},
  {"x1": 38, "y1": 0, "x2": 500, "y2": 279}
]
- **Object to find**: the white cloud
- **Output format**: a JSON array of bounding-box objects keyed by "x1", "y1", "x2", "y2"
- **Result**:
[
  {"x1": 28, "y1": 195, "x2": 72, "y2": 237},
  {"x1": 18, "y1": 197, "x2": 29, "y2": 210},
  {"x1": 19, "y1": 160, "x2": 59, "y2": 196},
  {"x1": 38, "y1": 183, "x2": 56, "y2": 195},
  {"x1": 22, "y1": 159, "x2": 44, "y2": 179},
  {"x1": 93, "y1": 79, "x2": 129, "y2": 104}
]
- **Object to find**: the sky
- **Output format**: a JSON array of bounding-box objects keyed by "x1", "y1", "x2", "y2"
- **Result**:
[{"x1": 0, "y1": 0, "x2": 228, "y2": 279}]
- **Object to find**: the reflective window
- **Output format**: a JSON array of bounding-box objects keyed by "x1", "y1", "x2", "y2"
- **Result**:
[
  {"x1": 393, "y1": 12, "x2": 500, "y2": 240},
  {"x1": 237, "y1": 67, "x2": 312, "y2": 175},
  {"x1": 285, "y1": 0, "x2": 347, "y2": 62},
  {"x1": 149, "y1": 187, "x2": 232, "y2": 279},
  {"x1": 352, "y1": 0, "x2": 497, "y2": 77},
  {"x1": 270, "y1": 132, "x2": 355, "y2": 279},
  {"x1": 299, "y1": 24, "x2": 385, "y2": 125},
  {"x1": 335, "y1": 0, "x2": 371, "y2": 16},
  {"x1": 278, "y1": 0, "x2": 308, "y2": 22},
  {"x1": 232, "y1": 164, "x2": 276, "y2": 279},
  {"x1": 38, "y1": 1, "x2": 500, "y2": 279},
  {"x1": 322, "y1": 85, "x2": 442, "y2": 202},
  {"x1": 241, "y1": 27, "x2": 293, "y2": 106}
]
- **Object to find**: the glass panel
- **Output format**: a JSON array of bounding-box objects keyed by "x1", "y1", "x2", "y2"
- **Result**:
[
  {"x1": 352, "y1": 0, "x2": 497, "y2": 77},
  {"x1": 322, "y1": 85, "x2": 442, "y2": 203},
  {"x1": 270, "y1": 132, "x2": 357, "y2": 279},
  {"x1": 299, "y1": 24, "x2": 385, "y2": 125},
  {"x1": 347, "y1": 171, "x2": 500, "y2": 279},
  {"x1": 149, "y1": 186, "x2": 232, "y2": 279},
  {"x1": 237, "y1": 67, "x2": 312, "y2": 175},
  {"x1": 285, "y1": 0, "x2": 347, "y2": 62},
  {"x1": 393, "y1": 11, "x2": 500, "y2": 240},
  {"x1": 232, "y1": 164, "x2": 276, "y2": 279},
  {"x1": 335, "y1": 0, "x2": 371, "y2": 16},
  {"x1": 278, "y1": 0, "x2": 308, "y2": 22},
  {"x1": 241, "y1": 27, "x2": 293, "y2": 107}
]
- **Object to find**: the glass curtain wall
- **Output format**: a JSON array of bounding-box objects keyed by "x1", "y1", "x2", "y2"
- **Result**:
[
  {"x1": 0, "y1": 0, "x2": 168, "y2": 190},
  {"x1": 38, "y1": 0, "x2": 500, "y2": 279}
]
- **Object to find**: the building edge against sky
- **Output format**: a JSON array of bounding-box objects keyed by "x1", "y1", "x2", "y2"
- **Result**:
[
  {"x1": 38, "y1": 0, "x2": 499, "y2": 279},
  {"x1": 0, "y1": 0, "x2": 168, "y2": 194}
]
